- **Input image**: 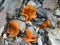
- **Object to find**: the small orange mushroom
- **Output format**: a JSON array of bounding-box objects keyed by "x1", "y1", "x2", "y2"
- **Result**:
[
  {"x1": 24, "y1": 29, "x2": 37, "y2": 43},
  {"x1": 25, "y1": 29, "x2": 36, "y2": 38},
  {"x1": 41, "y1": 20, "x2": 51, "y2": 29},
  {"x1": 7, "y1": 21, "x2": 19, "y2": 38},
  {"x1": 21, "y1": 5, "x2": 36, "y2": 21}
]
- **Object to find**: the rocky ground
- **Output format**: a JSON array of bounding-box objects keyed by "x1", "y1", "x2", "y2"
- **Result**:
[{"x1": 0, "y1": 0, "x2": 60, "y2": 45}]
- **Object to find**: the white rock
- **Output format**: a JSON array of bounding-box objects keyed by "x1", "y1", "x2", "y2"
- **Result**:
[
  {"x1": 38, "y1": 36, "x2": 42, "y2": 45},
  {"x1": 26, "y1": 21, "x2": 32, "y2": 26},
  {"x1": 27, "y1": 1, "x2": 36, "y2": 7},
  {"x1": 55, "y1": 9, "x2": 60, "y2": 15},
  {"x1": 15, "y1": 37, "x2": 23, "y2": 43},
  {"x1": 3, "y1": 34, "x2": 7, "y2": 39},
  {"x1": 5, "y1": 40, "x2": 8, "y2": 45},
  {"x1": 48, "y1": 28, "x2": 60, "y2": 45}
]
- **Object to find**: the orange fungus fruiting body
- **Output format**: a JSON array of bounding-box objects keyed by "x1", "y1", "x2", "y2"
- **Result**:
[
  {"x1": 24, "y1": 29, "x2": 37, "y2": 43},
  {"x1": 7, "y1": 21, "x2": 19, "y2": 38},
  {"x1": 21, "y1": 5, "x2": 36, "y2": 21},
  {"x1": 41, "y1": 20, "x2": 51, "y2": 29}
]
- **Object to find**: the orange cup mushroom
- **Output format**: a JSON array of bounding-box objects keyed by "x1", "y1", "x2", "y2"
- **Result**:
[
  {"x1": 41, "y1": 20, "x2": 51, "y2": 29},
  {"x1": 7, "y1": 21, "x2": 19, "y2": 38},
  {"x1": 24, "y1": 29, "x2": 37, "y2": 43},
  {"x1": 21, "y1": 5, "x2": 37, "y2": 22}
]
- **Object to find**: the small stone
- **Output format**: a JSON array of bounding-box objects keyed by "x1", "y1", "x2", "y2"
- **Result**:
[
  {"x1": 57, "y1": 18, "x2": 60, "y2": 21},
  {"x1": 27, "y1": 1, "x2": 36, "y2": 7},
  {"x1": 37, "y1": 7, "x2": 47, "y2": 18},
  {"x1": 41, "y1": 18, "x2": 46, "y2": 22},
  {"x1": 57, "y1": 21, "x2": 60, "y2": 28},
  {"x1": 20, "y1": 40, "x2": 26, "y2": 45},
  {"x1": 15, "y1": 20, "x2": 26, "y2": 33},
  {"x1": 19, "y1": 16, "x2": 26, "y2": 21},
  {"x1": 35, "y1": 2, "x2": 41, "y2": 8},
  {"x1": 15, "y1": 37, "x2": 23, "y2": 43},
  {"x1": 3, "y1": 34, "x2": 7, "y2": 39},
  {"x1": 38, "y1": 36, "x2": 43, "y2": 45},
  {"x1": 55, "y1": 8, "x2": 60, "y2": 17},
  {"x1": 33, "y1": 21, "x2": 43, "y2": 26},
  {"x1": 39, "y1": 29, "x2": 44, "y2": 35},
  {"x1": 5, "y1": 40, "x2": 8, "y2": 45}
]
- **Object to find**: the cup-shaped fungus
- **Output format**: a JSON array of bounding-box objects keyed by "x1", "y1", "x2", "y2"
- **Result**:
[
  {"x1": 21, "y1": 5, "x2": 36, "y2": 21},
  {"x1": 41, "y1": 20, "x2": 51, "y2": 29},
  {"x1": 7, "y1": 21, "x2": 19, "y2": 38},
  {"x1": 24, "y1": 29, "x2": 37, "y2": 43}
]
